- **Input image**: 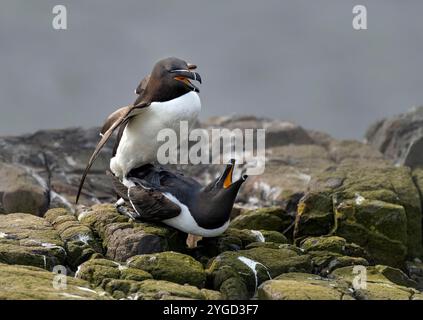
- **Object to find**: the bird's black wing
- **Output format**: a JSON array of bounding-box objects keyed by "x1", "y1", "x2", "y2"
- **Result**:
[{"x1": 108, "y1": 171, "x2": 181, "y2": 222}]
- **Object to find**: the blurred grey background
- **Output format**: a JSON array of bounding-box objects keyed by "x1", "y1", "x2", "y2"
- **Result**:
[{"x1": 0, "y1": 0, "x2": 422, "y2": 139}]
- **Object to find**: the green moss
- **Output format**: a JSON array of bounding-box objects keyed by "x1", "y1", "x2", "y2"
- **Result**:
[
  {"x1": 258, "y1": 273, "x2": 352, "y2": 300},
  {"x1": 76, "y1": 259, "x2": 121, "y2": 286},
  {"x1": 120, "y1": 268, "x2": 153, "y2": 281},
  {"x1": 207, "y1": 247, "x2": 312, "y2": 297},
  {"x1": 308, "y1": 250, "x2": 369, "y2": 275},
  {"x1": 300, "y1": 236, "x2": 347, "y2": 254},
  {"x1": 200, "y1": 289, "x2": 223, "y2": 300},
  {"x1": 44, "y1": 208, "x2": 69, "y2": 222},
  {"x1": 127, "y1": 251, "x2": 206, "y2": 288},
  {"x1": 44, "y1": 208, "x2": 102, "y2": 268},
  {"x1": 0, "y1": 213, "x2": 66, "y2": 269},
  {"x1": 219, "y1": 277, "x2": 249, "y2": 300},
  {"x1": 245, "y1": 242, "x2": 285, "y2": 250},
  {"x1": 0, "y1": 263, "x2": 110, "y2": 300},
  {"x1": 260, "y1": 230, "x2": 288, "y2": 244},
  {"x1": 230, "y1": 210, "x2": 285, "y2": 231},
  {"x1": 132, "y1": 279, "x2": 207, "y2": 300},
  {"x1": 296, "y1": 165, "x2": 423, "y2": 264}
]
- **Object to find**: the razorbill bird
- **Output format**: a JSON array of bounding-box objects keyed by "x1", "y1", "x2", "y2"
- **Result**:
[
  {"x1": 109, "y1": 159, "x2": 248, "y2": 244},
  {"x1": 76, "y1": 57, "x2": 202, "y2": 203}
]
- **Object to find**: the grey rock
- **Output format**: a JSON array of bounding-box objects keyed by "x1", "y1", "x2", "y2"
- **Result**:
[
  {"x1": 366, "y1": 106, "x2": 423, "y2": 168},
  {"x1": 0, "y1": 161, "x2": 49, "y2": 216}
]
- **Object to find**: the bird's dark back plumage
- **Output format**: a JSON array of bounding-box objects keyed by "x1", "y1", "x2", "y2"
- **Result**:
[{"x1": 128, "y1": 165, "x2": 202, "y2": 206}]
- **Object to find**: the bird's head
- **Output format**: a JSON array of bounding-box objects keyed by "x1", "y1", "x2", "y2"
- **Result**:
[
  {"x1": 194, "y1": 159, "x2": 247, "y2": 221},
  {"x1": 140, "y1": 57, "x2": 202, "y2": 103}
]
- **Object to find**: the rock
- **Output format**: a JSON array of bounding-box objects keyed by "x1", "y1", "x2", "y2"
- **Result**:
[
  {"x1": 294, "y1": 165, "x2": 422, "y2": 266},
  {"x1": 366, "y1": 106, "x2": 423, "y2": 168},
  {"x1": 127, "y1": 251, "x2": 206, "y2": 288},
  {"x1": 126, "y1": 279, "x2": 222, "y2": 300},
  {"x1": 207, "y1": 247, "x2": 312, "y2": 299},
  {"x1": 76, "y1": 258, "x2": 152, "y2": 288},
  {"x1": 0, "y1": 263, "x2": 109, "y2": 300},
  {"x1": 0, "y1": 127, "x2": 115, "y2": 207},
  {"x1": 300, "y1": 236, "x2": 369, "y2": 258},
  {"x1": 405, "y1": 260, "x2": 423, "y2": 290},
  {"x1": 194, "y1": 228, "x2": 288, "y2": 262},
  {"x1": 258, "y1": 272, "x2": 354, "y2": 300},
  {"x1": 413, "y1": 168, "x2": 423, "y2": 207},
  {"x1": 77, "y1": 204, "x2": 186, "y2": 262},
  {"x1": 0, "y1": 115, "x2": 400, "y2": 210},
  {"x1": 0, "y1": 162, "x2": 49, "y2": 216},
  {"x1": 299, "y1": 236, "x2": 370, "y2": 275},
  {"x1": 327, "y1": 140, "x2": 388, "y2": 166},
  {"x1": 202, "y1": 116, "x2": 315, "y2": 148},
  {"x1": 0, "y1": 213, "x2": 66, "y2": 269},
  {"x1": 308, "y1": 251, "x2": 369, "y2": 276},
  {"x1": 330, "y1": 265, "x2": 421, "y2": 300},
  {"x1": 230, "y1": 207, "x2": 291, "y2": 232},
  {"x1": 238, "y1": 144, "x2": 333, "y2": 205},
  {"x1": 245, "y1": 242, "x2": 289, "y2": 250},
  {"x1": 44, "y1": 208, "x2": 102, "y2": 268}
]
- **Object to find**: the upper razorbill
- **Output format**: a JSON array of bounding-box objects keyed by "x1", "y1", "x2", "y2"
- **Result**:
[{"x1": 76, "y1": 57, "x2": 202, "y2": 203}]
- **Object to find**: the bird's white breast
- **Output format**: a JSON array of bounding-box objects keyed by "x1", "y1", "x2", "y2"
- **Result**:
[
  {"x1": 161, "y1": 192, "x2": 230, "y2": 237},
  {"x1": 110, "y1": 91, "x2": 201, "y2": 178}
]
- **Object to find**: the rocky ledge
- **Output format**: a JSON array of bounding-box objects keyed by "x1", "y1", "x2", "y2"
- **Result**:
[{"x1": 0, "y1": 107, "x2": 423, "y2": 300}]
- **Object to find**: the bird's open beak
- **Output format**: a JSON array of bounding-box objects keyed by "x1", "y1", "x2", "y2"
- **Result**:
[
  {"x1": 215, "y1": 159, "x2": 235, "y2": 189},
  {"x1": 170, "y1": 68, "x2": 202, "y2": 93}
]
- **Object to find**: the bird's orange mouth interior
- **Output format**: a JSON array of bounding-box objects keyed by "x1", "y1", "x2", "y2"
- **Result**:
[
  {"x1": 223, "y1": 165, "x2": 234, "y2": 188},
  {"x1": 174, "y1": 76, "x2": 192, "y2": 85}
]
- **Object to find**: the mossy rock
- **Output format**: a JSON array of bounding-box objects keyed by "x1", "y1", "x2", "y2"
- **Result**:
[
  {"x1": 0, "y1": 213, "x2": 66, "y2": 269},
  {"x1": 230, "y1": 210, "x2": 284, "y2": 231},
  {"x1": 207, "y1": 247, "x2": 311, "y2": 298},
  {"x1": 258, "y1": 272, "x2": 354, "y2": 300},
  {"x1": 127, "y1": 251, "x2": 206, "y2": 288},
  {"x1": 0, "y1": 263, "x2": 110, "y2": 300},
  {"x1": 295, "y1": 165, "x2": 422, "y2": 266},
  {"x1": 294, "y1": 192, "x2": 334, "y2": 237},
  {"x1": 406, "y1": 260, "x2": 423, "y2": 290},
  {"x1": 330, "y1": 265, "x2": 420, "y2": 300},
  {"x1": 308, "y1": 250, "x2": 369, "y2": 275},
  {"x1": 200, "y1": 229, "x2": 289, "y2": 257},
  {"x1": 301, "y1": 236, "x2": 347, "y2": 253},
  {"x1": 77, "y1": 204, "x2": 186, "y2": 262},
  {"x1": 76, "y1": 258, "x2": 153, "y2": 288},
  {"x1": 44, "y1": 208, "x2": 102, "y2": 268},
  {"x1": 245, "y1": 242, "x2": 287, "y2": 250},
  {"x1": 219, "y1": 277, "x2": 249, "y2": 300},
  {"x1": 300, "y1": 236, "x2": 369, "y2": 259},
  {"x1": 128, "y1": 279, "x2": 221, "y2": 300}
]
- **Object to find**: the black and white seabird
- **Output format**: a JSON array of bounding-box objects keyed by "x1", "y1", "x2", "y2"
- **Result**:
[
  {"x1": 109, "y1": 159, "x2": 247, "y2": 240},
  {"x1": 76, "y1": 57, "x2": 202, "y2": 203}
]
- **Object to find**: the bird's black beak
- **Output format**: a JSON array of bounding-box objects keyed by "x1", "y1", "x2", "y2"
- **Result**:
[{"x1": 170, "y1": 69, "x2": 202, "y2": 92}]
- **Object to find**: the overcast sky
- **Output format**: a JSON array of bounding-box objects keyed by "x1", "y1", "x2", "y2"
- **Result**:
[{"x1": 1, "y1": 1, "x2": 422, "y2": 139}]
